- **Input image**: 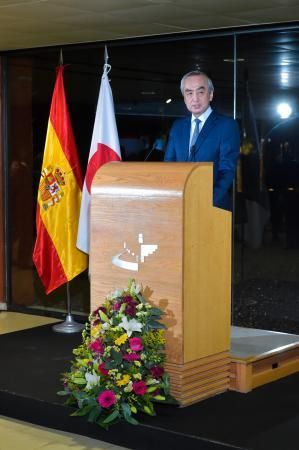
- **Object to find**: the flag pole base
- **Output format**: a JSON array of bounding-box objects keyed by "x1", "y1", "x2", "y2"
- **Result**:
[{"x1": 52, "y1": 314, "x2": 84, "y2": 334}]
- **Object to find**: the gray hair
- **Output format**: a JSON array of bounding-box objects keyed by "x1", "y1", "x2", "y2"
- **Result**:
[{"x1": 180, "y1": 71, "x2": 214, "y2": 95}]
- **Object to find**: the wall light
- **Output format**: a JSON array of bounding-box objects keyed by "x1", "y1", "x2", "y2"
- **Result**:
[
  {"x1": 277, "y1": 102, "x2": 292, "y2": 119},
  {"x1": 165, "y1": 98, "x2": 172, "y2": 104}
]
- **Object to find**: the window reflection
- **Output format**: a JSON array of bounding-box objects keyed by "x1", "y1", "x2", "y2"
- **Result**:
[
  {"x1": 6, "y1": 28, "x2": 299, "y2": 334},
  {"x1": 234, "y1": 30, "x2": 299, "y2": 334}
]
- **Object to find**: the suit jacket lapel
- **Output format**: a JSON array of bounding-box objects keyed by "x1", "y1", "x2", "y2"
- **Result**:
[{"x1": 194, "y1": 111, "x2": 218, "y2": 154}]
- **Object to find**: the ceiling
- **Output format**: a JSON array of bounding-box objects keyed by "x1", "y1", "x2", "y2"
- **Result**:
[
  {"x1": 3, "y1": 0, "x2": 299, "y2": 139},
  {"x1": 0, "y1": 0, "x2": 299, "y2": 51}
]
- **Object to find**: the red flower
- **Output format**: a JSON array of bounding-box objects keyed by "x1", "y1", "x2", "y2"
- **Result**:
[
  {"x1": 112, "y1": 296, "x2": 137, "y2": 316},
  {"x1": 94, "y1": 306, "x2": 107, "y2": 315},
  {"x1": 92, "y1": 319, "x2": 101, "y2": 326},
  {"x1": 121, "y1": 296, "x2": 137, "y2": 316},
  {"x1": 97, "y1": 390, "x2": 116, "y2": 408},
  {"x1": 113, "y1": 301, "x2": 121, "y2": 311},
  {"x1": 132, "y1": 381, "x2": 147, "y2": 396},
  {"x1": 150, "y1": 366, "x2": 164, "y2": 378},
  {"x1": 125, "y1": 303, "x2": 136, "y2": 316},
  {"x1": 123, "y1": 352, "x2": 140, "y2": 361},
  {"x1": 129, "y1": 337, "x2": 143, "y2": 352},
  {"x1": 89, "y1": 340, "x2": 104, "y2": 354},
  {"x1": 98, "y1": 362, "x2": 109, "y2": 376}
]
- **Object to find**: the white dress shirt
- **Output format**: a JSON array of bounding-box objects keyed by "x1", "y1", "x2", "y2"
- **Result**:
[{"x1": 189, "y1": 106, "x2": 213, "y2": 149}]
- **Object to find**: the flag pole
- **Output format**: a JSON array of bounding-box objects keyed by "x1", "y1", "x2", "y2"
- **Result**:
[
  {"x1": 59, "y1": 48, "x2": 63, "y2": 65},
  {"x1": 52, "y1": 282, "x2": 84, "y2": 333},
  {"x1": 104, "y1": 45, "x2": 108, "y2": 65}
]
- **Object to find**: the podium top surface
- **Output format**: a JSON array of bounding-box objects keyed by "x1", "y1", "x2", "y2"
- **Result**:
[{"x1": 91, "y1": 161, "x2": 213, "y2": 196}]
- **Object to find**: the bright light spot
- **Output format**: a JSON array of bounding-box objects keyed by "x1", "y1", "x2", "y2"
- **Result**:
[
  {"x1": 281, "y1": 71, "x2": 289, "y2": 84},
  {"x1": 165, "y1": 98, "x2": 172, "y2": 104},
  {"x1": 281, "y1": 59, "x2": 290, "y2": 66},
  {"x1": 277, "y1": 102, "x2": 292, "y2": 119}
]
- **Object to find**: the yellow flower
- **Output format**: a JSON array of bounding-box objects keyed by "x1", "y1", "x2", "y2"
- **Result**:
[
  {"x1": 114, "y1": 333, "x2": 128, "y2": 346},
  {"x1": 81, "y1": 358, "x2": 90, "y2": 366},
  {"x1": 143, "y1": 330, "x2": 165, "y2": 346},
  {"x1": 91, "y1": 324, "x2": 102, "y2": 338},
  {"x1": 116, "y1": 374, "x2": 131, "y2": 387}
]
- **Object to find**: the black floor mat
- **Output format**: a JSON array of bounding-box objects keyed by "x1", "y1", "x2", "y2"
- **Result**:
[{"x1": 0, "y1": 324, "x2": 298, "y2": 450}]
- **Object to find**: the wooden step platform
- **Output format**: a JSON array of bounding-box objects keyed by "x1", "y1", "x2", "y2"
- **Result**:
[{"x1": 229, "y1": 326, "x2": 299, "y2": 393}]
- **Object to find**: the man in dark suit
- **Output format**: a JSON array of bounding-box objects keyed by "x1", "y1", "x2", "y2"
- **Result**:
[{"x1": 164, "y1": 71, "x2": 240, "y2": 210}]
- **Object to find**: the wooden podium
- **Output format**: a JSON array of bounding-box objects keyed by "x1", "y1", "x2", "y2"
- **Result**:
[{"x1": 90, "y1": 162, "x2": 232, "y2": 406}]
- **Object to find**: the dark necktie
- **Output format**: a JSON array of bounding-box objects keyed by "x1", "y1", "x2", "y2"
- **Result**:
[{"x1": 189, "y1": 118, "x2": 201, "y2": 159}]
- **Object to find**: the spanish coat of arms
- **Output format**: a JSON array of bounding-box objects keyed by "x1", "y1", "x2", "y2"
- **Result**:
[{"x1": 39, "y1": 166, "x2": 66, "y2": 210}]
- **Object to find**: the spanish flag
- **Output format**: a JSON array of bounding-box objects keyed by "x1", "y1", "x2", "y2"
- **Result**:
[{"x1": 33, "y1": 65, "x2": 88, "y2": 294}]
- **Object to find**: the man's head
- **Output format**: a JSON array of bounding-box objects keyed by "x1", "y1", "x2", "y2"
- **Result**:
[{"x1": 180, "y1": 71, "x2": 214, "y2": 117}]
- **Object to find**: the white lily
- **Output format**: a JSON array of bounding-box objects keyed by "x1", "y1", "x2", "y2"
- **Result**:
[
  {"x1": 129, "y1": 281, "x2": 141, "y2": 295},
  {"x1": 119, "y1": 316, "x2": 143, "y2": 336},
  {"x1": 107, "y1": 289, "x2": 122, "y2": 300},
  {"x1": 85, "y1": 372, "x2": 100, "y2": 390},
  {"x1": 124, "y1": 381, "x2": 133, "y2": 393}
]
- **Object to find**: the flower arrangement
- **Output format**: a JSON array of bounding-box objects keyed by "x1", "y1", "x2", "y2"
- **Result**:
[{"x1": 58, "y1": 279, "x2": 174, "y2": 428}]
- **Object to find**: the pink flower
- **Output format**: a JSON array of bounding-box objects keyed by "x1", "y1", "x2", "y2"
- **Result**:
[
  {"x1": 123, "y1": 352, "x2": 140, "y2": 361},
  {"x1": 97, "y1": 390, "x2": 116, "y2": 408},
  {"x1": 98, "y1": 362, "x2": 109, "y2": 376},
  {"x1": 132, "y1": 381, "x2": 147, "y2": 396},
  {"x1": 129, "y1": 337, "x2": 143, "y2": 352},
  {"x1": 89, "y1": 339, "x2": 104, "y2": 354},
  {"x1": 150, "y1": 366, "x2": 164, "y2": 378}
]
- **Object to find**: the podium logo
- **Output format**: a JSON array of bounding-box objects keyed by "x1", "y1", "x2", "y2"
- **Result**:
[{"x1": 112, "y1": 233, "x2": 158, "y2": 271}]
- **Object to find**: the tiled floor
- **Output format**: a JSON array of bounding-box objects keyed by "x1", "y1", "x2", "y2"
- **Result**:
[
  {"x1": 0, "y1": 312, "x2": 130, "y2": 450},
  {"x1": 0, "y1": 311, "x2": 60, "y2": 334},
  {"x1": 0, "y1": 416, "x2": 129, "y2": 450}
]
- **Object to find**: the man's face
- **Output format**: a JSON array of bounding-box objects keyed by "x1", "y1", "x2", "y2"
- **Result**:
[{"x1": 183, "y1": 74, "x2": 213, "y2": 117}]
